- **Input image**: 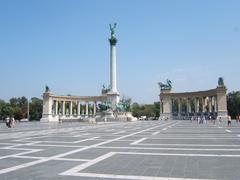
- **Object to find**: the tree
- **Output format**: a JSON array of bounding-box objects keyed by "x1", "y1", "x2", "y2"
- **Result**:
[
  {"x1": 153, "y1": 102, "x2": 160, "y2": 117},
  {"x1": 131, "y1": 102, "x2": 160, "y2": 118},
  {"x1": 29, "y1": 97, "x2": 43, "y2": 121},
  {"x1": 0, "y1": 99, "x2": 6, "y2": 119},
  {"x1": 9, "y1": 98, "x2": 18, "y2": 107},
  {"x1": 1, "y1": 104, "x2": 14, "y2": 118},
  {"x1": 227, "y1": 91, "x2": 240, "y2": 118},
  {"x1": 131, "y1": 102, "x2": 140, "y2": 117}
]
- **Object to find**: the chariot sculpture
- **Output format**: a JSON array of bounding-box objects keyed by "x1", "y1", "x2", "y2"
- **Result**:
[{"x1": 158, "y1": 79, "x2": 172, "y2": 91}]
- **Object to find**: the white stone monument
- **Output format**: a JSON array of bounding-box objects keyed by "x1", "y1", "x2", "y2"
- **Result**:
[{"x1": 107, "y1": 23, "x2": 120, "y2": 109}]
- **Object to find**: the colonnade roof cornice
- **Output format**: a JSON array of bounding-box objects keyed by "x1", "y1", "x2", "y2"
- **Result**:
[
  {"x1": 160, "y1": 88, "x2": 218, "y2": 98},
  {"x1": 50, "y1": 94, "x2": 108, "y2": 102}
]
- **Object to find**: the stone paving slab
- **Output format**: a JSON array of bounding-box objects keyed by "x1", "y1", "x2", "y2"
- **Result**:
[{"x1": 0, "y1": 120, "x2": 239, "y2": 179}]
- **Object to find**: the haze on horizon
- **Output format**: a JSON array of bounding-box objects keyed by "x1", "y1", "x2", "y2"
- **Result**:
[{"x1": 0, "y1": 0, "x2": 239, "y2": 104}]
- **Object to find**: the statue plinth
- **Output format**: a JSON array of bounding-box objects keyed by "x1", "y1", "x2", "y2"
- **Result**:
[{"x1": 109, "y1": 37, "x2": 117, "y2": 46}]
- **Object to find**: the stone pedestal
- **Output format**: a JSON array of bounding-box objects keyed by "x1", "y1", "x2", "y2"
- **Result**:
[
  {"x1": 107, "y1": 92, "x2": 120, "y2": 110},
  {"x1": 40, "y1": 91, "x2": 58, "y2": 122},
  {"x1": 159, "y1": 89, "x2": 172, "y2": 120},
  {"x1": 216, "y1": 86, "x2": 228, "y2": 120}
]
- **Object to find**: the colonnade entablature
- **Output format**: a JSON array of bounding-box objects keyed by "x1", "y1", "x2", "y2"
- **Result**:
[
  {"x1": 159, "y1": 78, "x2": 228, "y2": 120},
  {"x1": 41, "y1": 91, "x2": 107, "y2": 122}
]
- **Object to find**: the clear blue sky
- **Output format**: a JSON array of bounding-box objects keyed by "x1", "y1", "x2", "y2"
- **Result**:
[{"x1": 0, "y1": 0, "x2": 239, "y2": 104}]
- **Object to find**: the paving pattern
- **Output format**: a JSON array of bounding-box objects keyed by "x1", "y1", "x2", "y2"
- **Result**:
[{"x1": 0, "y1": 120, "x2": 240, "y2": 180}]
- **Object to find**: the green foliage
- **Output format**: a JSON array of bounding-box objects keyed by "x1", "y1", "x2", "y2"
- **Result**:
[
  {"x1": 0, "y1": 99, "x2": 6, "y2": 118},
  {"x1": 29, "y1": 97, "x2": 43, "y2": 121},
  {"x1": 0, "y1": 97, "x2": 42, "y2": 121},
  {"x1": 1, "y1": 104, "x2": 14, "y2": 118},
  {"x1": 227, "y1": 91, "x2": 240, "y2": 118},
  {"x1": 131, "y1": 102, "x2": 160, "y2": 118}
]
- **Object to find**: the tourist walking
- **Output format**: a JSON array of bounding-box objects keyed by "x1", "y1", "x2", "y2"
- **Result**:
[
  {"x1": 227, "y1": 116, "x2": 231, "y2": 126},
  {"x1": 5, "y1": 117, "x2": 10, "y2": 128}
]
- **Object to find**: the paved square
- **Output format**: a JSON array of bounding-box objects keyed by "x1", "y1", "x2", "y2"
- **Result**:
[{"x1": 0, "y1": 120, "x2": 240, "y2": 179}]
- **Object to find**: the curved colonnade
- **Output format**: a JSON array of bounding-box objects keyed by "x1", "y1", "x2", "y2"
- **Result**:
[
  {"x1": 160, "y1": 85, "x2": 227, "y2": 120},
  {"x1": 41, "y1": 91, "x2": 107, "y2": 122}
]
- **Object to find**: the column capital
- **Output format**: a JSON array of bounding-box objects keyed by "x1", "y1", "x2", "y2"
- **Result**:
[{"x1": 109, "y1": 37, "x2": 117, "y2": 46}]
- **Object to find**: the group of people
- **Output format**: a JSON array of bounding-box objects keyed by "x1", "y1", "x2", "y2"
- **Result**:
[
  {"x1": 235, "y1": 115, "x2": 240, "y2": 123},
  {"x1": 191, "y1": 115, "x2": 216, "y2": 124},
  {"x1": 227, "y1": 115, "x2": 240, "y2": 126},
  {"x1": 190, "y1": 115, "x2": 237, "y2": 127},
  {"x1": 5, "y1": 117, "x2": 16, "y2": 128}
]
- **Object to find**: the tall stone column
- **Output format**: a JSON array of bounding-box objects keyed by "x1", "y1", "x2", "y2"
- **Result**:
[
  {"x1": 107, "y1": 24, "x2": 120, "y2": 109},
  {"x1": 110, "y1": 41, "x2": 117, "y2": 93}
]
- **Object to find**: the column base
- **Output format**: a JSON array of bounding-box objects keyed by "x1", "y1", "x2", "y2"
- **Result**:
[
  {"x1": 40, "y1": 114, "x2": 59, "y2": 122},
  {"x1": 107, "y1": 91, "x2": 120, "y2": 110},
  {"x1": 217, "y1": 111, "x2": 228, "y2": 120},
  {"x1": 159, "y1": 113, "x2": 171, "y2": 120}
]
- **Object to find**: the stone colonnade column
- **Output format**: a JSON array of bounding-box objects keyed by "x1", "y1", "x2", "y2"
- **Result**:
[
  {"x1": 70, "y1": 101, "x2": 73, "y2": 116},
  {"x1": 178, "y1": 98, "x2": 181, "y2": 116},
  {"x1": 214, "y1": 96, "x2": 217, "y2": 112},
  {"x1": 202, "y1": 97, "x2": 204, "y2": 112},
  {"x1": 188, "y1": 98, "x2": 191, "y2": 113},
  {"x1": 62, "y1": 101, "x2": 65, "y2": 116},
  {"x1": 209, "y1": 97, "x2": 212, "y2": 112},
  {"x1": 197, "y1": 98, "x2": 200, "y2": 113},
  {"x1": 78, "y1": 102, "x2": 81, "y2": 116},
  {"x1": 85, "y1": 102, "x2": 89, "y2": 116},
  {"x1": 55, "y1": 101, "x2": 58, "y2": 115},
  {"x1": 186, "y1": 98, "x2": 189, "y2": 113},
  {"x1": 93, "y1": 102, "x2": 96, "y2": 115}
]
